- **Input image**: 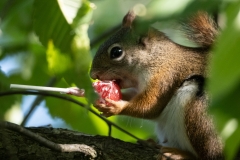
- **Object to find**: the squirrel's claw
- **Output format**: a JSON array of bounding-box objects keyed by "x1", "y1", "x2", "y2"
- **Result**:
[
  {"x1": 157, "y1": 147, "x2": 195, "y2": 160},
  {"x1": 94, "y1": 99, "x2": 128, "y2": 117}
]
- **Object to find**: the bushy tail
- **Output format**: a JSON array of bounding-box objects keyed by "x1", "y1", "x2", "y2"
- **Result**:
[{"x1": 182, "y1": 11, "x2": 218, "y2": 48}]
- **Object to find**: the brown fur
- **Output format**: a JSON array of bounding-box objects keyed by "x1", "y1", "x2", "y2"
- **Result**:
[
  {"x1": 181, "y1": 11, "x2": 218, "y2": 48},
  {"x1": 122, "y1": 10, "x2": 135, "y2": 28},
  {"x1": 90, "y1": 11, "x2": 221, "y2": 159},
  {"x1": 185, "y1": 94, "x2": 223, "y2": 159}
]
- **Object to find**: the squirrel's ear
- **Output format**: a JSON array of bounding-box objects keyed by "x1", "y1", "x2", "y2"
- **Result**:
[
  {"x1": 138, "y1": 29, "x2": 156, "y2": 47},
  {"x1": 122, "y1": 10, "x2": 136, "y2": 28}
]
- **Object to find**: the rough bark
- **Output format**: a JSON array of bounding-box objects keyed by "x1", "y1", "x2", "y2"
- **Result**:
[{"x1": 0, "y1": 127, "x2": 158, "y2": 160}]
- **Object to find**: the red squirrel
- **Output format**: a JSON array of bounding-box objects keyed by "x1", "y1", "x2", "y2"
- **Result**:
[{"x1": 90, "y1": 10, "x2": 223, "y2": 159}]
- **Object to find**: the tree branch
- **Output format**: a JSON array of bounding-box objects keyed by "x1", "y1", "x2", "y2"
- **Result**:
[
  {"x1": 0, "y1": 121, "x2": 97, "y2": 158},
  {"x1": 0, "y1": 91, "x2": 171, "y2": 159},
  {"x1": 0, "y1": 121, "x2": 159, "y2": 160}
]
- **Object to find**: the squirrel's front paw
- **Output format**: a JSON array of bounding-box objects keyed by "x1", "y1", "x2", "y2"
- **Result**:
[{"x1": 94, "y1": 99, "x2": 128, "y2": 117}]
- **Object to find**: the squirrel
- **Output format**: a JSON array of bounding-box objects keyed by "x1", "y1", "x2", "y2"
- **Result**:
[{"x1": 90, "y1": 10, "x2": 223, "y2": 159}]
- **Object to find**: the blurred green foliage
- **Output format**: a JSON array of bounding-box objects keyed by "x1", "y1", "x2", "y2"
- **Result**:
[
  {"x1": 207, "y1": 1, "x2": 240, "y2": 159},
  {"x1": 0, "y1": 0, "x2": 240, "y2": 159},
  {"x1": 0, "y1": 0, "x2": 154, "y2": 143}
]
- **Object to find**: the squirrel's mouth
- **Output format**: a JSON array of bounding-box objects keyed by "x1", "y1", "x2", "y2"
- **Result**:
[
  {"x1": 90, "y1": 71, "x2": 139, "y2": 100},
  {"x1": 115, "y1": 79, "x2": 137, "y2": 90},
  {"x1": 114, "y1": 79, "x2": 138, "y2": 101},
  {"x1": 115, "y1": 79, "x2": 123, "y2": 88}
]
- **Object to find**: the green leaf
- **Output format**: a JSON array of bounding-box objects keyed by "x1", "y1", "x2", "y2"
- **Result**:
[
  {"x1": 62, "y1": 0, "x2": 95, "y2": 102},
  {"x1": 33, "y1": 0, "x2": 97, "y2": 133},
  {"x1": 111, "y1": 116, "x2": 155, "y2": 142},
  {"x1": 34, "y1": 0, "x2": 95, "y2": 100},
  {"x1": 72, "y1": 0, "x2": 95, "y2": 27},
  {"x1": 46, "y1": 96, "x2": 108, "y2": 135},
  {"x1": 208, "y1": 2, "x2": 240, "y2": 99},
  {"x1": 0, "y1": 0, "x2": 33, "y2": 58},
  {"x1": 46, "y1": 41, "x2": 72, "y2": 75},
  {"x1": 208, "y1": 1, "x2": 240, "y2": 159},
  {"x1": 58, "y1": 0, "x2": 82, "y2": 24},
  {"x1": 33, "y1": 0, "x2": 74, "y2": 53}
]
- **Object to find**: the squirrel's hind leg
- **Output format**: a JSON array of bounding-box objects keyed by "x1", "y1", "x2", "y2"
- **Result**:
[
  {"x1": 138, "y1": 139, "x2": 196, "y2": 160},
  {"x1": 158, "y1": 147, "x2": 196, "y2": 160}
]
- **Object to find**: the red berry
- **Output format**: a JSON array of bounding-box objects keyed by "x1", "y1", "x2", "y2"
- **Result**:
[{"x1": 92, "y1": 80, "x2": 122, "y2": 106}]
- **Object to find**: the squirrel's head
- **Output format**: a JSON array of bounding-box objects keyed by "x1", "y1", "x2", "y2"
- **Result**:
[
  {"x1": 90, "y1": 10, "x2": 216, "y2": 93},
  {"x1": 90, "y1": 11, "x2": 146, "y2": 90}
]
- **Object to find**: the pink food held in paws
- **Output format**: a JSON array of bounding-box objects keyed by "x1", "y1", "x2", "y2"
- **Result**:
[{"x1": 93, "y1": 80, "x2": 122, "y2": 105}]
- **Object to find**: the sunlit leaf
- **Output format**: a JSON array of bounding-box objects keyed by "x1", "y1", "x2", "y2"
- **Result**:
[
  {"x1": 47, "y1": 41, "x2": 72, "y2": 75},
  {"x1": 33, "y1": 0, "x2": 94, "y2": 99},
  {"x1": 33, "y1": 0, "x2": 96, "y2": 134},
  {"x1": 58, "y1": 0, "x2": 82, "y2": 24},
  {"x1": 72, "y1": 0, "x2": 95, "y2": 27},
  {"x1": 69, "y1": 0, "x2": 95, "y2": 102}
]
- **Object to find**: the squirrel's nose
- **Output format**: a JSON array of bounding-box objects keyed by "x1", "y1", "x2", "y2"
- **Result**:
[{"x1": 90, "y1": 71, "x2": 99, "y2": 80}]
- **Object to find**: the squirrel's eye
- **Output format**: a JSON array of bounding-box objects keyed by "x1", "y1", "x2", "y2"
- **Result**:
[
  {"x1": 110, "y1": 47, "x2": 122, "y2": 59},
  {"x1": 108, "y1": 44, "x2": 124, "y2": 61}
]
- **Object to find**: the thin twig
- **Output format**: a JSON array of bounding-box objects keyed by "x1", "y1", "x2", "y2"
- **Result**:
[
  {"x1": 0, "y1": 121, "x2": 97, "y2": 158},
  {"x1": 0, "y1": 91, "x2": 168, "y2": 159},
  {"x1": 21, "y1": 77, "x2": 58, "y2": 126},
  {"x1": 0, "y1": 91, "x2": 141, "y2": 141}
]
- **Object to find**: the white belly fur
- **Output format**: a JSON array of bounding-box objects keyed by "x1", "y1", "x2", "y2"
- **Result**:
[{"x1": 154, "y1": 81, "x2": 198, "y2": 156}]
